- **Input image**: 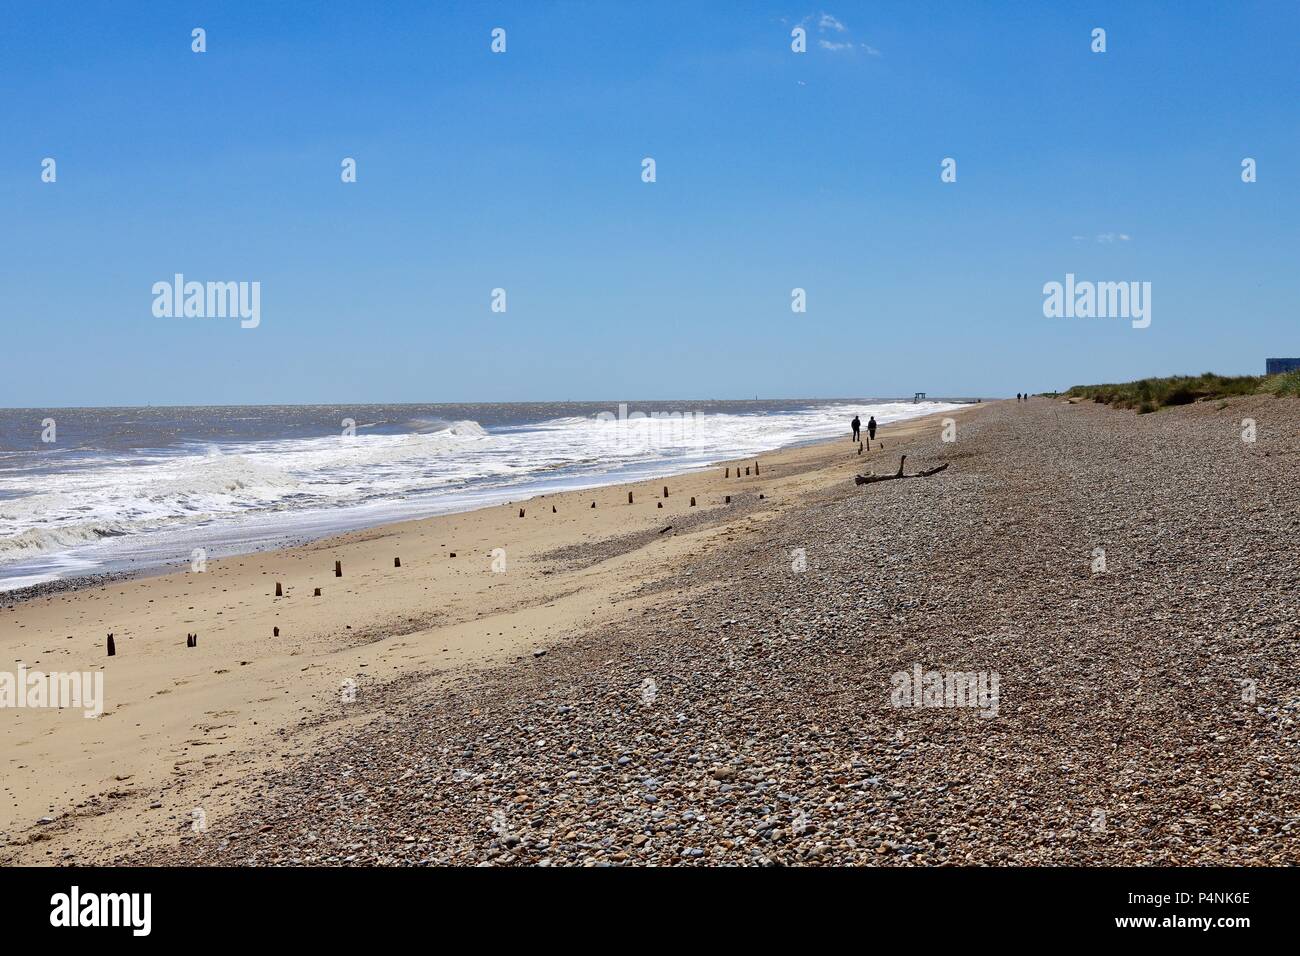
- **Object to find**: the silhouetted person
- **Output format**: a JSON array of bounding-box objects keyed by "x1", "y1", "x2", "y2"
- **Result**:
[
  {"x1": 867, "y1": 416, "x2": 877, "y2": 441},
  {"x1": 850, "y1": 415, "x2": 860, "y2": 442},
  {"x1": 1016, "y1": 392, "x2": 1021, "y2": 402}
]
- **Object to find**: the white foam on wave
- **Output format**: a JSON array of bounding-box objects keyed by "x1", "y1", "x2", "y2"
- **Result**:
[{"x1": 0, "y1": 449, "x2": 299, "y2": 559}]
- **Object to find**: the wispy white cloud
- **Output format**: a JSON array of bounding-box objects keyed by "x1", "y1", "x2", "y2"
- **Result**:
[
  {"x1": 1074, "y1": 233, "x2": 1133, "y2": 243},
  {"x1": 818, "y1": 13, "x2": 847, "y2": 33},
  {"x1": 801, "y1": 11, "x2": 881, "y2": 55}
]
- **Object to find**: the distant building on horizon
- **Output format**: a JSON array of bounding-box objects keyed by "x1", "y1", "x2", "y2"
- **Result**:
[{"x1": 1266, "y1": 358, "x2": 1300, "y2": 375}]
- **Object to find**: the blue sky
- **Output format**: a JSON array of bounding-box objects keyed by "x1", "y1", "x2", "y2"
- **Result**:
[{"x1": 4, "y1": 1, "x2": 1298, "y2": 406}]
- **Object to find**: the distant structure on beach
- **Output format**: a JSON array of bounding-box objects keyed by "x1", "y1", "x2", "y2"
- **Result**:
[
  {"x1": 913, "y1": 392, "x2": 926, "y2": 403},
  {"x1": 1266, "y1": 358, "x2": 1300, "y2": 375}
]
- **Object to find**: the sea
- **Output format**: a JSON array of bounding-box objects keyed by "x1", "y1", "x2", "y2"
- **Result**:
[{"x1": 0, "y1": 398, "x2": 965, "y2": 591}]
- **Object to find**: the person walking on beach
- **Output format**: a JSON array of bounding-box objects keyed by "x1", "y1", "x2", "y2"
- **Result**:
[
  {"x1": 851, "y1": 415, "x2": 861, "y2": 442},
  {"x1": 867, "y1": 416, "x2": 877, "y2": 441},
  {"x1": 1016, "y1": 392, "x2": 1021, "y2": 402}
]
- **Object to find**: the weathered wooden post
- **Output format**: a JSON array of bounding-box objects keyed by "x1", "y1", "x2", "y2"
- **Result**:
[
  {"x1": 275, "y1": 582, "x2": 283, "y2": 597},
  {"x1": 107, "y1": 633, "x2": 115, "y2": 657},
  {"x1": 334, "y1": 561, "x2": 342, "y2": 577},
  {"x1": 394, "y1": 557, "x2": 401, "y2": 568}
]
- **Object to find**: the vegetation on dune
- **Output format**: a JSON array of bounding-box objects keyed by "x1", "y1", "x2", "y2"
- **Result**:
[
  {"x1": 1063, "y1": 371, "x2": 1300, "y2": 413},
  {"x1": 1259, "y1": 369, "x2": 1300, "y2": 398}
]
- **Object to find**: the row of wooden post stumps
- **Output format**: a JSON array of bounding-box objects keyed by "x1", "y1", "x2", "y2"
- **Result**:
[
  {"x1": 515, "y1": 461, "x2": 761, "y2": 515},
  {"x1": 105, "y1": 630, "x2": 203, "y2": 655},
  {"x1": 104, "y1": 558, "x2": 367, "y2": 655},
  {"x1": 101, "y1": 461, "x2": 766, "y2": 656},
  {"x1": 270, "y1": 559, "x2": 354, "y2": 607}
]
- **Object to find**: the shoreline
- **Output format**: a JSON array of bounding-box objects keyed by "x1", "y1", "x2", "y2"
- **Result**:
[
  {"x1": 1, "y1": 401, "x2": 974, "y2": 602},
  {"x1": 2, "y1": 408, "x2": 969, "y2": 863}
]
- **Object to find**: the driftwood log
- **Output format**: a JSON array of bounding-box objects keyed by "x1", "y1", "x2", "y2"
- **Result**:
[{"x1": 855, "y1": 455, "x2": 950, "y2": 486}]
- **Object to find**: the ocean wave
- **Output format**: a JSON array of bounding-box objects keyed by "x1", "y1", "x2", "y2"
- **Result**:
[
  {"x1": 0, "y1": 405, "x2": 961, "y2": 569},
  {"x1": 0, "y1": 522, "x2": 134, "y2": 558},
  {"x1": 402, "y1": 418, "x2": 488, "y2": 437},
  {"x1": 137, "y1": 451, "x2": 299, "y2": 499}
]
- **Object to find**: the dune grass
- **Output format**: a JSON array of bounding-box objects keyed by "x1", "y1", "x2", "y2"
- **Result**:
[
  {"x1": 1259, "y1": 369, "x2": 1300, "y2": 398},
  {"x1": 1063, "y1": 372, "x2": 1298, "y2": 413}
]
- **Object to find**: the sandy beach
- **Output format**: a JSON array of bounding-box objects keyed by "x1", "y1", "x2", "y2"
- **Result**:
[
  {"x1": 1, "y1": 407, "x2": 965, "y2": 863},
  {"x1": 6, "y1": 396, "x2": 1297, "y2": 866}
]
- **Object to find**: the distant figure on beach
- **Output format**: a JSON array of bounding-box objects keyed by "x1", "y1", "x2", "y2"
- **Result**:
[
  {"x1": 1016, "y1": 393, "x2": 1021, "y2": 402},
  {"x1": 851, "y1": 415, "x2": 861, "y2": 442},
  {"x1": 867, "y1": 416, "x2": 877, "y2": 441}
]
